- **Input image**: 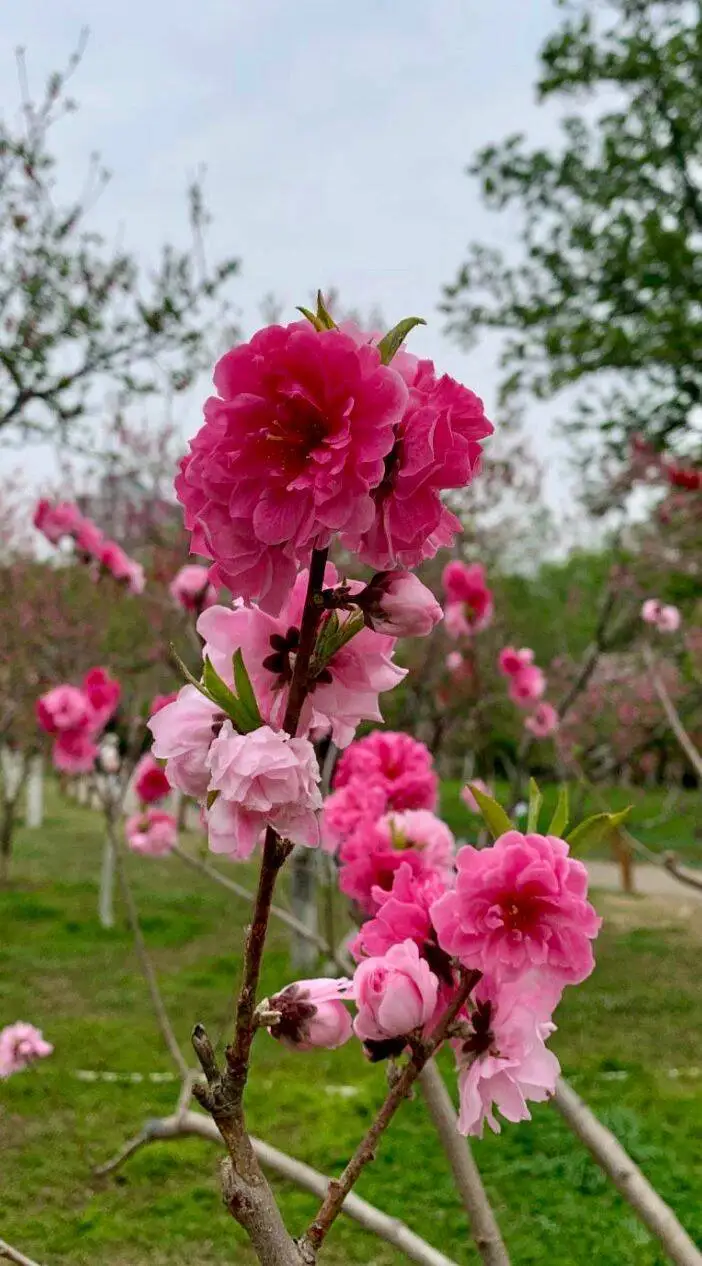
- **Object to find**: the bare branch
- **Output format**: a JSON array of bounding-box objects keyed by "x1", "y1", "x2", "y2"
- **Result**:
[
  {"x1": 95, "y1": 1110, "x2": 458, "y2": 1266},
  {"x1": 644, "y1": 646, "x2": 702, "y2": 781},
  {"x1": 553, "y1": 1080, "x2": 702, "y2": 1266},
  {"x1": 0, "y1": 1239, "x2": 46, "y2": 1266}
]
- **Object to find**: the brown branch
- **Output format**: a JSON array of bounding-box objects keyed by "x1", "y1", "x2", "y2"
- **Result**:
[
  {"x1": 301, "y1": 969, "x2": 480, "y2": 1256},
  {"x1": 662, "y1": 852, "x2": 702, "y2": 893},
  {"x1": 95, "y1": 1109, "x2": 458, "y2": 1266},
  {"x1": 644, "y1": 646, "x2": 702, "y2": 782},
  {"x1": 418, "y1": 1061, "x2": 510, "y2": 1266},
  {"x1": 111, "y1": 816, "x2": 189, "y2": 1079},
  {"x1": 0, "y1": 1240, "x2": 46, "y2": 1266},
  {"x1": 553, "y1": 1080, "x2": 702, "y2": 1266}
]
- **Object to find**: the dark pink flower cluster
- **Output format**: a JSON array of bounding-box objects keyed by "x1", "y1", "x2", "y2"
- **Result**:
[
  {"x1": 36, "y1": 667, "x2": 121, "y2": 773},
  {"x1": 322, "y1": 729, "x2": 438, "y2": 853},
  {"x1": 442, "y1": 560, "x2": 494, "y2": 637},
  {"x1": 498, "y1": 646, "x2": 558, "y2": 738},
  {"x1": 34, "y1": 499, "x2": 145, "y2": 594},
  {"x1": 176, "y1": 321, "x2": 492, "y2": 613}
]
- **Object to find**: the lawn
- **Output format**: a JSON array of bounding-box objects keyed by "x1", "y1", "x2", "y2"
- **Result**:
[{"x1": 1, "y1": 789, "x2": 702, "y2": 1265}]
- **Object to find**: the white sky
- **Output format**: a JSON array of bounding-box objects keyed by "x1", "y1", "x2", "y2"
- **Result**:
[{"x1": 0, "y1": 0, "x2": 575, "y2": 509}]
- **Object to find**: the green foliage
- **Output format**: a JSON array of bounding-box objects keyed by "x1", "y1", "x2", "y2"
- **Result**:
[
  {"x1": 444, "y1": 0, "x2": 702, "y2": 475},
  {"x1": 2, "y1": 790, "x2": 702, "y2": 1263}
]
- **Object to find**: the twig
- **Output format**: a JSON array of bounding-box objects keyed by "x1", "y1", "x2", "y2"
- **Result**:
[
  {"x1": 662, "y1": 852, "x2": 702, "y2": 893},
  {"x1": 643, "y1": 646, "x2": 702, "y2": 781},
  {"x1": 0, "y1": 1241, "x2": 45, "y2": 1266},
  {"x1": 95, "y1": 1110, "x2": 458, "y2": 1266},
  {"x1": 301, "y1": 970, "x2": 480, "y2": 1256},
  {"x1": 112, "y1": 818, "x2": 189, "y2": 1079},
  {"x1": 553, "y1": 1079, "x2": 702, "y2": 1266},
  {"x1": 418, "y1": 1061, "x2": 510, "y2": 1266}
]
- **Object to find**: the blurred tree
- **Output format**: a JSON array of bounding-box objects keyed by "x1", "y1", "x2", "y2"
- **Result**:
[
  {"x1": 444, "y1": 0, "x2": 702, "y2": 497},
  {"x1": 0, "y1": 34, "x2": 239, "y2": 447}
]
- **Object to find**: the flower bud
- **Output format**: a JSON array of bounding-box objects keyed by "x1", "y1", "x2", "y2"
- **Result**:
[
  {"x1": 358, "y1": 571, "x2": 442, "y2": 637},
  {"x1": 267, "y1": 978, "x2": 355, "y2": 1051}
]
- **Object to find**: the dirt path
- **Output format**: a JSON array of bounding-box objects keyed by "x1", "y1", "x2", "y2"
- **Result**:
[{"x1": 587, "y1": 858, "x2": 702, "y2": 902}]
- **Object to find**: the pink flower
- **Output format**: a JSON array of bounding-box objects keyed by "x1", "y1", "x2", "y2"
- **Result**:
[
  {"x1": 52, "y1": 730, "x2": 98, "y2": 773},
  {"x1": 358, "y1": 571, "x2": 443, "y2": 637},
  {"x1": 455, "y1": 978, "x2": 560, "y2": 1137},
  {"x1": 176, "y1": 321, "x2": 408, "y2": 613},
  {"x1": 321, "y1": 780, "x2": 389, "y2": 854},
  {"x1": 342, "y1": 360, "x2": 493, "y2": 570},
  {"x1": 205, "y1": 723, "x2": 322, "y2": 859},
  {"x1": 36, "y1": 685, "x2": 92, "y2": 735},
  {"x1": 133, "y1": 753, "x2": 171, "y2": 805},
  {"x1": 350, "y1": 861, "x2": 448, "y2": 960},
  {"x1": 643, "y1": 600, "x2": 681, "y2": 633},
  {"x1": 446, "y1": 651, "x2": 464, "y2": 673},
  {"x1": 332, "y1": 730, "x2": 438, "y2": 811},
  {"x1": 170, "y1": 564, "x2": 217, "y2": 612},
  {"x1": 198, "y1": 564, "x2": 407, "y2": 748},
  {"x1": 525, "y1": 702, "x2": 559, "y2": 738},
  {"x1": 149, "y1": 692, "x2": 178, "y2": 716},
  {"x1": 431, "y1": 831, "x2": 601, "y2": 986},
  {"x1": 125, "y1": 809, "x2": 177, "y2": 856},
  {"x1": 99, "y1": 541, "x2": 145, "y2": 594},
  {"x1": 0, "y1": 1022, "x2": 53, "y2": 1077},
  {"x1": 74, "y1": 516, "x2": 104, "y2": 557},
  {"x1": 82, "y1": 668, "x2": 121, "y2": 731},
  {"x1": 508, "y1": 665, "x2": 546, "y2": 707},
  {"x1": 339, "y1": 810, "x2": 454, "y2": 916},
  {"x1": 148, "y1": 685, "x2": 222, "y2": 799},
  {"x1": 498, "y1": 647, "x2": 534, "y2": 677},
  {"x1": 267, "y1": 977, "x2": 355, "y2": 1051},
  {"x1": 33, "y1": 499, "x2": 82, "y2": 544},
  {"x1": 461, "y1": 779, "x2": 491, "y2": 813},
  {"x1": 353, "y1": 940, "x2": 439, "y2": 1043},
  {"x1": 442, "y1": 562, "x2": 493, "y2": 634}
]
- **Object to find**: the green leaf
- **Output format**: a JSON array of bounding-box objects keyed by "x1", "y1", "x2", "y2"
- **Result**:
[
  {"x1": 527, "y1": 778, "x2": 543, "y2": 833},
  {"x1": 296, "y1": 305, "x2": 325, "y2": 332},
  {"x1": 376, "y1": 316, "x2": 426, "y2": 365},
  {"x1": 232, "y1": 649, "x2": 263, "y2": 729},
  {"x1": 467, "y1": 783, "x2": 513, "y2": 840},
  {"x1": 567, "y1": 807, "x2": 631, "y2": 852},
  {"x1": 548, "y1": 784, "x2": 570, "y2": 837},
  {"x1": 202, "y1": 657, "x2": 251, "y2": 733},
  {"x1": 170, "y1": 645, "x2": 207, "y2": 694},
  {"x1": 315, "y1": 290, "x2": 337, "y2": 330}
]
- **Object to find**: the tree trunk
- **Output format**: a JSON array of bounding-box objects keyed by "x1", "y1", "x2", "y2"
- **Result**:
[
  {"x1": 25, "y1": 755, "x2": 44, "y2": 829},
  {"x1": 289, "y1": 847, "x2": 319, "y2": 972},
  {"x1": 0, "y1": 800, "x2": 15, "y2": 885},
  {"x1": 99, "y1": 833, "x2": 117, "y2": 929}
]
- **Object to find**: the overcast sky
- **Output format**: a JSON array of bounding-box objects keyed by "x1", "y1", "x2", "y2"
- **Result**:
[{"x1": 0, "y1": 0, "x2": 572, "y2": 503}]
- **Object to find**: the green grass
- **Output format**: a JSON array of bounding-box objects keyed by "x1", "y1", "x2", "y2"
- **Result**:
[
  {"x1": 441, "y1": 779, "x2": 702, "y2": 859},
  {"x1": 2, "y1": 790, "x2": 702, "y2": 1263}
]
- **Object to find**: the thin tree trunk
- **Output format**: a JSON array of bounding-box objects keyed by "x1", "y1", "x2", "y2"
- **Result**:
[
  {"x1": 553, "y1": 1080, "x2": 702, "y2": 1266},
  {"x1": 419, "y1": 1062, "x2": 510, "y2": 1266},
  {"x1": 0, "y1": 800, "x2": 15, "y2": 886},
  {"x1": 99, "y1": 833, "x2": 116, "y2": 929},
  {"x1": 24, "y1": 754, "x2": 44, "y2": 829},
  {"x1": 289, "y1": 847, "x2": 319, "y2": 972}
]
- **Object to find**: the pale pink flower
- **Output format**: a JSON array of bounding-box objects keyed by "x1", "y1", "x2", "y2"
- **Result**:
[
  {"x1": 149, "y1": 692, "x2": 178, "y2": 716},
  {"x1": 353, "y1": 940, "x2": 439, "y2": 1043},
  {"x1": 359, "y1": 570, "x2": 443, "y2": 637},
  {"x1": 461, "y1": 779, "x2": 491, "y2": 813},
  {"x1": 446, "y1": 651, "x2": 464, "y2": 673},
  {"x1": 199, "y1": 565, "x2": 406, "y2": 748},
  {"x1": 36, "y1": 685, "x2": 92, "y2": 735},
  {"x1": 133, "y1": 753, "x2": 171, "y2": 805},
  {"x1": 431, "y1": 831, "x2": 601, "y2": 986},
  {"x1": 33, "y1": 499, "x2": 81, "y2": 544},
  {"x1": 350, "y1": 861, "x2": 448, "y2": 960},
  {"x1": 455, "y1": 977, "x2": 560, "y2": 1137},
  {"x1": 205, "y1": 723, "x2": 322, "y2": 859},
  {"x1": 444, "y1": 602, "x2": 471, "y2": 639},
  {"x1": 125, "y1": 809, "x2": 177, "y2": 856},
  {"x1": 498, "y1": 647, "x2": 534, "y2": 677},
  {"x1": 641, "y1": 599, "x2": 662, "y2": 625},
  {"x1": 0, "y1": 1022, "x2": 53, "y2": 1077},
  {"x1": 82, "y1": 667, "x2": 121, "y2": 731},
  {"x1": 658, "y1": 604, "x2": 681, "y2": 633},
  {"x1": 148, "y1": 685, "x2": 222, "y2": 798},
  {"x1": 508, "y1": 665, "x2": 546, "y2": 707},
  {"x1": 170, "y1": 564, "x2": 217, "y2": 612},
  {"x1": 525, "y1": 702, "x2": 559, "y2": 738},
  {"x1": 342, "y1": 360, "x2": 493, "y2": 570},
  {"x1": 176, "y1": 321, "x2": 408, "y2": 613},
  {"x1": 52, "y1": 730, "x2": 98, "y2": 774},
  {"x1": 267, "y1": 977, "x2": 355, "y2": 1051}
]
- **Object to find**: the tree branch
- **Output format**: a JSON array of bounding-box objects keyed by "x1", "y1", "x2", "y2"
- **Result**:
[
  {"x1": 95, "y1": 1109, "x2": 458, "y2": 1266},
  {"x1": 0, "y1": 1240, "x2": 46, "y2": 1266},
  {"x1": 553, "y1": 1079, "x2": 702, "y2": 1266},
  {"x1": 301, "y1": 970, "x2": 480, "y2": 1257},
  {"x1": 643, "y1": 646, "x2": 702, "y2": 781}
]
